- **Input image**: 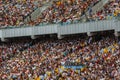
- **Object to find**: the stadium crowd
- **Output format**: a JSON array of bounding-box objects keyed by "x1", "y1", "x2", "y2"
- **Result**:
[
  {"x1": 0, "y1": 0, "x2": 51, "y2": 28},
  {"x1": 0, "y1": 0, "x2": 120, "y2": 27},
  {"x1": 0, "y1": 34, "x2": 120, "y2": 80},
  {"x1": 88, "y1": 0, "x2": 120, "y2": 21},
  {"x1": 0, "y1": 0, "x2": 101, "y2": 27},
  {"x1": 28, "y1": 0, "x2": 100, "y2": 26}
]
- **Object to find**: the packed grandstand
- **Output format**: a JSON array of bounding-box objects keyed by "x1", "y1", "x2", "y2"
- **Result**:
[
  {"x1": 0, "y1": 33, "x2": 120, "y2": 80},
  {"x1": 0, "y1": 0, "x2": 120, "y2": 27},
  {"x1": 0, "y1": 0, "x2": 120, "y2": 80}
]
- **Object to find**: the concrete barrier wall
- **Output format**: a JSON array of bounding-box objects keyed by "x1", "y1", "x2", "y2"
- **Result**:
[{"x1": 0, "y1": 20, "x2": 120, "y2": 39}]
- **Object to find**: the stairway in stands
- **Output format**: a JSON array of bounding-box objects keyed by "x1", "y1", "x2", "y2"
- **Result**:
[
  {"x1": 24, "y1": 0, "x2": 110, "y2": 24},
  {"x1": 24, "y1": 0, "x2": 55, "y2": 23},
  {"x1": 82, "y1": 0, "x2": 109, "y2": 20}
]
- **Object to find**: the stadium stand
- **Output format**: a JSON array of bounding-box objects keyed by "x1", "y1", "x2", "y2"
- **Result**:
[
  {"x1": 87, "y1": 0, "x2": 120, "y2": 21},
  {"x1": 0, "y1": 0, "x2": 51, "y2": 28},
  {"x1": 0, "y1": 0, "x2": 120, "y2": 28},
  {"x1": 0, "y1": 0, "x2": 101, "y2": 27},
  {"x1": 27, "y1": 0, "x2": 101, "y2": 26},
  {"x1": 0, "y1": 34, "x2": 120, "y2": 80},
  {"x1": 0, "y1": 0, "x2": 120, "y2": 80}
]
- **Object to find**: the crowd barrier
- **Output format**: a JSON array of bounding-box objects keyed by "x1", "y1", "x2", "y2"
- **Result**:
[{"x1": 0, "y1": 19, "x2": 120, "y2": 39}]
